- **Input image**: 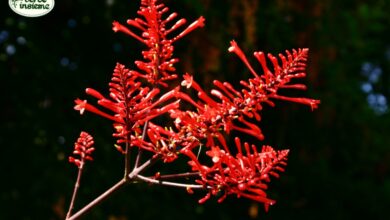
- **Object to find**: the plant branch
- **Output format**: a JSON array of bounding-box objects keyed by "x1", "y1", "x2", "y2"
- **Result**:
[
  {"x1": 136, "y1": 175, "x2": 207, "y2": 189},
  {"x1": 134, "y1": 121, "x2": 149, "y2": 169},
  {"x1": 67, "y1": 178, "x2": 126, "y2": 220},
  {"x1": 154, "y1": 172, "x2": 200, "y2": 180},
  {"x1": 67, "y1": 157, "x2": 160, "y2": 220},
  {"x1": 66, "y1": 163, "x2": 84, "y2": 219},
  {"x1": 129, "y1": 156, "x2": 159, "y2": 178},
  {"x1": 124, "y1": 140, "x2": 131, "y2": 180}
]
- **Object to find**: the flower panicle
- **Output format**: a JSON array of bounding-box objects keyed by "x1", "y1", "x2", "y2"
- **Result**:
[
  {"x1": 74, "y1": 63, "x2": 181, "y2": 152},
  {"x1": 112, "y1": 0, "x2": 205, "y2": 86},
  {"x1": 70, "y1": 0, "x2": 321, "y2": 215},
  {"x1": 69, "y1": 131, "x2": 95, "y2": 168},
  {"x1": 181, "y1": 137, "x2": 289, "y2": 211},
  {"x1": 228, "y1": 40, "x2": 320, "y2": 110},
  {"x1": 172, "y1": 41, "x2": 320, "y2": 141}
]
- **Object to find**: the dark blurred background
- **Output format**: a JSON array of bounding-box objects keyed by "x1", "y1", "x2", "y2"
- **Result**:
[{"x1": 1, "y1": 0, "x2": 389, "y2": 219}]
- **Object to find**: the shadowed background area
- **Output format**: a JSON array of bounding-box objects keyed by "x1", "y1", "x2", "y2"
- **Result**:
[{"x1": 1, "y1": 0, "x2": 389, "y2": 219}]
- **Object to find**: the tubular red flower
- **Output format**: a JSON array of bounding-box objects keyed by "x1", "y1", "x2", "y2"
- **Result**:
[
  {"x1": 172, "y1": 16, "x2": 205, "y2": 41},
  {"x1": 112, "y1": 21, "x2": 144, "y2": 43},
  {"x1": 268, "y1": 94, "x2": 321, "y2": 110},
  {"x1": 74, "y1": 99, "x2": 120, "y2": 122},
  {"x1": 228, "y1": 40, "x2": 260, "y2": 78}
]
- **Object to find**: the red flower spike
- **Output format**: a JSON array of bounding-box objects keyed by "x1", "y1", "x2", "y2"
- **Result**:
[
  {"x1": 69, "y1": 132, "x2": 95, "y2": 168},
  {"x1": 112, "y1": 0, "x2": 204, "y2": 86},
  {"x1": 183, "y1": 137, "x2": 289, "y2": 209},
  {"x1": 229, "y1": 41, "x2": 320, "y2": 110},
  {"x1": 75, "y1": 62, "x2": 180, "y2": 149},
  {"x1": 176, "y1": 44, "x2": 318, "y2": 143}
]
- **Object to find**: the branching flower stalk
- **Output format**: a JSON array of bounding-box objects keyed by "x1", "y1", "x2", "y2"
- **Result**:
[
  {"x1": 65, "y1": 0, "x2": 320, "y2": 219},
  {"x1": 66, "y1": 132, "x2": 94, "y2": 219}
]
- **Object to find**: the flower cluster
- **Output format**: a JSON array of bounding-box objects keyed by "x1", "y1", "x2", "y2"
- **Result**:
[
  {"x1": 68, "y1": 0, "x2": 320, "y2": 216},
  {"x1": 112, "y1": 0, "x2": 205, "y2": 86},
  {"x1": 74, "y1": 0, "x2": 205, "y2": 155},
  {"x1": 74, "y1": 63, "x2": 180, "y2": 152},
  {"x1": 166, "y1": 41, "x2": 320, "y2": 148},
  {"x1": 162, "y1": 41, "x2": 319, "y2": 207},
  {"x1": 228, "y1": 41, "x2": 320, "y2": 110},
  {"x1": 181, "y1": 137, "x2": 288, "y2": 211},
  {"x1": 69, "y1": 131, "x2": 95, "y2": 168}
]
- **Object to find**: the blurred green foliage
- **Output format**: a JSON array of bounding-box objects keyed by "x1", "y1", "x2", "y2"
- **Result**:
[{"x1": 1, "y1": 0, "x2": 389, "y2": 219}]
